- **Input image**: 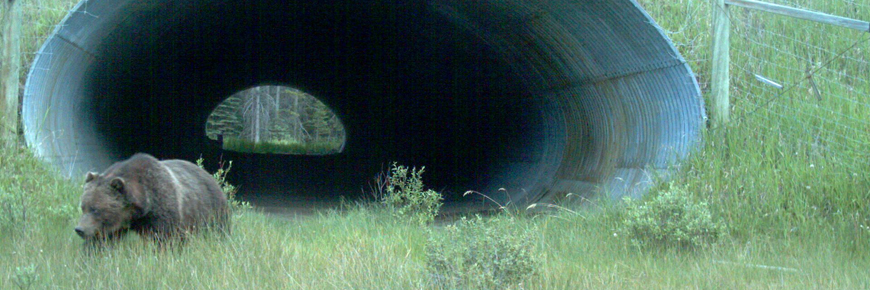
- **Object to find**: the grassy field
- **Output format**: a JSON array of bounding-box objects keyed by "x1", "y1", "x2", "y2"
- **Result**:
[
  {"x1": 3, "y1": 0, "x2": 870, "y2": 289},
  {"x1": 221, "y1": 137, "x2": 344, "y2": 156},
  {"x1": 1, "y1": 141, "x2": 867, "y2": 289}
]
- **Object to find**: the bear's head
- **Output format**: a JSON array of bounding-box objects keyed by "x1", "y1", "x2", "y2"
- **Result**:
[{"x1": 75, "y1": 172, "x2": 142, "y2": 240}]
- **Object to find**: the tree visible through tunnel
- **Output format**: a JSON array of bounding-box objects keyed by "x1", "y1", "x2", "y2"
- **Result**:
[{"x1": 206, "y1": 85, "x2": 346, "y2": 155}]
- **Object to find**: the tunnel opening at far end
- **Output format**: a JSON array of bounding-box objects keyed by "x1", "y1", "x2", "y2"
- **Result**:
[
  {"x1": 206, "y1": 85, "x2": 347, "y2": 156},
  {"x1": 24, "y1": 0, "x2": 705, "y2": 211}
]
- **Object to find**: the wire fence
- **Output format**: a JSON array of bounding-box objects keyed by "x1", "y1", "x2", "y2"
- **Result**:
[
  {"x1": 724, "y1": 0, "x2": 870, "y2": 176},
  {"x1": 18, "y1": 0, "x2": 79, "y2": 76}
]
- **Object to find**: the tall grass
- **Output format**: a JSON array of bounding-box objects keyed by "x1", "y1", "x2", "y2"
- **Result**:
[
  {"x1": 1, "y1": 202, "x2": 431, "y2": 289},
  {"x1": 2, "y1": 140, "x2": 869, "y2": 288},
  {"x1": 635, "y1": 0, "x2": 870, "y2": 249},
  {"x1": 528, "y1": 207, "x2": 870, "y2": 289}
]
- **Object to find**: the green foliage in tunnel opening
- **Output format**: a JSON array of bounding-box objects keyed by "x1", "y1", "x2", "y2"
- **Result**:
[
  {"x1": 206, "y1": 85, "x2": 345, "y2": 155},
  {"x1": 425, "y1": 215, "x2": 540, "y2": 290},
  {"x1": 621, "y1": 183, "x2": 727, "y2": 250},
  {"x1": 380, "y1": 163, "x2": 443, "y2": 225},
  {"x1": 220, "y1": 136, "x2": 343, "y2": 155}
]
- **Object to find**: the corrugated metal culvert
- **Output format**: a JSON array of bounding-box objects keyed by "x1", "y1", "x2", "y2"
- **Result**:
[{"x1": 24, "y1": 0, "x2": 704, "y2": 208}]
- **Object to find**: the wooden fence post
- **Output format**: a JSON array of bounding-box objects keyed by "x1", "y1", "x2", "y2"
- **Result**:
[
  {"x1": 710, "y1": 0, "x2": 731, "y2": 127},
  {"x1": 1, "y1": 0, "x2": 22, "y2": 143}
]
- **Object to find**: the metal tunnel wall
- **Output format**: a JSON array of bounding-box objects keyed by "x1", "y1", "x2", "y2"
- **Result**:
[{"x1": 23, "y1": 0, "x2": 704, "y2": 207}]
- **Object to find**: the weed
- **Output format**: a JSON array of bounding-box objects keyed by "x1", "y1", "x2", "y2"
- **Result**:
[
  {"x1": 196, "y1": 157, "x2": 251, "y2": 214},
  {"x1": 426, "y1": 215, "x2": 539, "y2": 290},
  {"x1": 11, "y1": 264, "x2": 38, "y2": 290},
  {"x1": 0, "y1": 187, "x2": 26, "y2": 232},
  {"x1": 463, "y1": 188, "x2": 513, "y2": 210},
  {"x1": 362, "y1": 164, "x2": 390, "y2": 202},
  {"x1": 381, "y1": 162, "x2": 443, "y2": 224},
  {"x1": 621, "y1": 183, "x2": 727, "y2": 249}
]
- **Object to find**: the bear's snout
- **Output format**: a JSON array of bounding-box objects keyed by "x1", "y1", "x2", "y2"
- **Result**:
[
  {"x1": 75, "y1": 215, "x2": 97, "y2": 239},
  {"x1": 76, "y1": 215, "x2": 96, "y2": 239}
]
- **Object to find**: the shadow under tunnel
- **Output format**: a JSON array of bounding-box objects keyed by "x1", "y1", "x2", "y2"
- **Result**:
[{"x1": 24, "y1": 0, "x2": 705, "y2": 212}]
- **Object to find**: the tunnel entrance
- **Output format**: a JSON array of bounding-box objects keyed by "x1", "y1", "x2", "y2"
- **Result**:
[
  {"x1": 206, "y1": 85, "x2": 346, "y2": 156},
  {"x1": 24, "y1": 0, "x2": 705, "y2": 210}
]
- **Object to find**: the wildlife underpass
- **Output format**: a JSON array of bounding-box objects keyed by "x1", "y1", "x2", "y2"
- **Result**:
[{"x1": 23, "y1": 0, "x2": 705, "y2": 209}]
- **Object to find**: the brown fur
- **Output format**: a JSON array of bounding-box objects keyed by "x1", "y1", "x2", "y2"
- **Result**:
[{"x1": 75, "y1": 153, "x2": 229, "y2": 248}]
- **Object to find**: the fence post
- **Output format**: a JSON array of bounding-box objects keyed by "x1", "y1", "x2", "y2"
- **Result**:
[
  {"x1": 1, "y1": 0, "x2": 22, "y2": 144},
  {"x1": 710, "y1": 0, "x2": 731, "y2": 127}
]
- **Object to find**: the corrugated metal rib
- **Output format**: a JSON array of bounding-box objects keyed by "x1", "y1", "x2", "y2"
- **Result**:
[{"x1": 437, "y1": 0, "x2": 703, "y2": 201}]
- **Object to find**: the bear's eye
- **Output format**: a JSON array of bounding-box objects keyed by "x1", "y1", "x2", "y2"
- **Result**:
[{"x1": 89, "y1": 208, "x2": 99, "y2": 215}]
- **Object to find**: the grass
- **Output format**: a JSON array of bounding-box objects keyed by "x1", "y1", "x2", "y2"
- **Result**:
[
  {"x1": 1, "y1": 202, "x2": 431, "y2": 289},
  {"x1": 529, "y1": 206, "x2": 869, "y2": 289},
  {"x1": 3, "y1": 0, "x2": 869, "y2": 288},
  {"x1": 1, "y1": 140, "x2": 869, "y2": 288},
  {"x1": 222, "y1": 137, "x2": 343, "y2": 155},
  {"x1": 635, "y1": 0, "x2": 870, "y2": 245}
]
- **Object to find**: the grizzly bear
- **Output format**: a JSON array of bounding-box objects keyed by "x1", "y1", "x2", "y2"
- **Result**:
[{"x1": 75, "y1": 153, "x2": 229, "y2": 248}]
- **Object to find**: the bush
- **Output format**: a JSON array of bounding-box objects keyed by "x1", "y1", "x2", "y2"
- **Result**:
[
  {"x1": 12, "y1": 264, "x2": 39, "y2": 290},
  {"x1": 0, "y1": 182, "x2": 27, "y2": 231},
  {"x1": 196, "y1": 157, "x2": 251, "y2": 213},
  {"x1": 426, "y1": 215, "x2": 539, "y2": 289},
  {"x1": 381, "y1": 163, "x2": 443, "y2": 224},
  {"x1": 622, "y1": 184, "x2": 726, "y2": 249}
]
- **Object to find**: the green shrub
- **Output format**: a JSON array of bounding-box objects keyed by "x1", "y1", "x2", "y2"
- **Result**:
[
  {"x1": 381, "y1": 163, "x2": 443, "y2": 225},
  {"x1": 0, "y1": 182, "x2": 27, "y2": 231},
  {"x1": 11, "y1": 264, "x2": 39, "y2": 290},
  {"x1": 622, "y1": 184, "x2": 726, "y2": 249},
  {"x1": 196, "y1": 157, "x2": 251, "y2": 214},
  {"x1": 426, "y1": 215, "x2": 539, "y2": 289}
]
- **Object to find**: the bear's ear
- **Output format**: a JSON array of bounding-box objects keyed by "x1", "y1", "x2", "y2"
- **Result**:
[
  {"x1": 85, "y1": 172, "x2": 98, "y2": 183},
  {"x1": 109, "y1": 177, "x2": 126, "y2": 192}
]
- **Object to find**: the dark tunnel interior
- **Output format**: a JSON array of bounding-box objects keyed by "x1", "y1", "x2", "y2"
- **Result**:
[
  {"x1": 84, "y1": 1, "x2": 556, "y2": 205},
  {"x1": 24, "y1": 0, "x2": 705, "y2": 211}
]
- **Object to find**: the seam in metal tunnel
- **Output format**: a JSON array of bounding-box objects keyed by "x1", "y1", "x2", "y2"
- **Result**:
[{"x1": 24, "y1": 0, "x2": 705, "y2": 211}]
